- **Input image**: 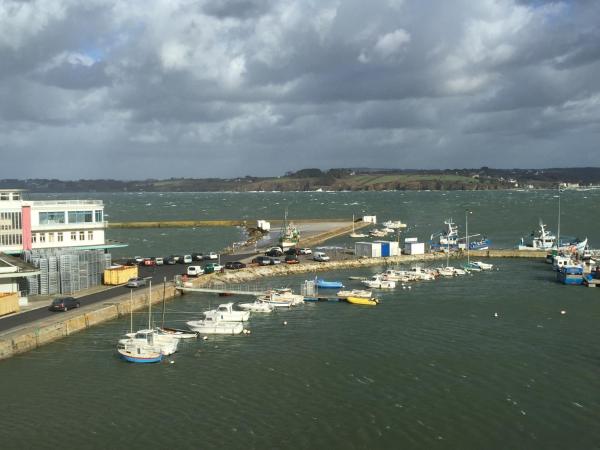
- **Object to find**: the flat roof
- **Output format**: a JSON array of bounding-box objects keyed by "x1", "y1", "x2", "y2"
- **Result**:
[
  {"x1": 0, "y1": 189, "x2": 26, "y2": 192},
  {"x1": 0, "y1": 253, "x2": 40, "y2": 277}
]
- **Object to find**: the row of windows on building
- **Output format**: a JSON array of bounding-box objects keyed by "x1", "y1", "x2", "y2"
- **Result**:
[
  {"x1": 0, "y1": 233, "x2": 22, "y2": 246},
  {"x1": 0, "y1": 211, "x2": 22, "y2": 230},
  {"x1": 0, "y1": 192, "x2": 21, "y2": 201},
  {"x1": 32, "y1": 230, "x2": 95, "y2": 243},
  {"x1": 39, "y1": 210, "x2": 103, "y2": 225}
]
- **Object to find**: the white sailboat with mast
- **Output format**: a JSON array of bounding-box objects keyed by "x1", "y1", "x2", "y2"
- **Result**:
[{"x1": 349, "y1": 214, "x2": 367, "y2": 238}]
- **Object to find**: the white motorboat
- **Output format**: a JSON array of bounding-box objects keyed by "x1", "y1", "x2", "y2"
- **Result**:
[
  {"x1": 470, "y1": 261, "x2": 494, "y2": 270},
  {"x1": 518, "y1": 221, "x2": 557, "y2": 250},
  {"x1": 336, "y1": 289, "x2": 372, "y2": 299},
  {"x1": 435, "y1": 267, "x2": 456, "y2": 277},
  {"x1": 121, "y1": 329, "x2": 179, "y2": 356},
  {"x1": 408, "y1": 266, "x2": 437, "y2": 280},
  {"x1": 156, "y1": 327, "x2": 198, "y2": 339},
  {"x1": 203, "y1": 303, "x2": 250, "y2": 322},
  {"x1": 187, "y1": 316, "x2": 245, "y2": 335},
  {"x1": 382, "y1": 220, "x2": 406, "y2": 230},
  {"x1": 237, "y1": 301, "x2": 274, "y2": 313},
  {"x1": 361, "y1": 275, "x2": 396, "y2": 289},
  {"x1": 258, "y1": 288, "x2": 304, "y2": 307}
]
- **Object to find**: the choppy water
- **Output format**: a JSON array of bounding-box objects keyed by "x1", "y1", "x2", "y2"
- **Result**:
[{"x1": 3, "y1": 191, "x2": 600, "y2": 449}]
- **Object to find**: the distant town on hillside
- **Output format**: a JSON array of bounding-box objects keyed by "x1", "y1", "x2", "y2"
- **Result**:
[{"x1": 2, "y1": 167, "x2": 600, "y2": 193}]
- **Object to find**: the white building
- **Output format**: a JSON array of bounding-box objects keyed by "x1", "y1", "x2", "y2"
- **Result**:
[{"x1": 0, "y1": 189, "x2": 123, "y2": 255}]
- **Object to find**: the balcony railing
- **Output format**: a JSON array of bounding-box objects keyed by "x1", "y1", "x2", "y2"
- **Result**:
[{"x1": 31, "y1": 200, "x2": 103, "y2": 206}]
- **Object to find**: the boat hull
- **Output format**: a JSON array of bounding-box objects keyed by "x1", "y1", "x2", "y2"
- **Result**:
[
  {"x1": 346, "y1": 296, "x2": 379, "y2": 306},
  {"x1": 118, "y1": 349, "x2": 163, "y2": 364}
]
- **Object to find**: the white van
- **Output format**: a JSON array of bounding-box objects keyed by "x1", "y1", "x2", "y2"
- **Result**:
[
  {"x1": 154, "y1": 257, "x2": 164, "y2": 265},
  {"x1": 313, "y1": 252, "x2": 330, "y2": 262},
  {"x1": 183, "y1": 255, "x2": 193, "y2": 264},
  {"x1": 187, "y1": 266, "x2": 203, "y2": 277}
]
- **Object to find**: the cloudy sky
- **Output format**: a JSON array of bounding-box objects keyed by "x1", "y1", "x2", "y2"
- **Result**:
[{"x1": 1, "y1": 0, "x2": 599, "y2": 179}]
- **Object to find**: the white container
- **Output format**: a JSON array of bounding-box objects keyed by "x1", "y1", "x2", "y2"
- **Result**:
[
  {"x1": 404, "y1": 237, "x2": 418, "y2": 243},
  {"x1": 404, "y1": 242, "x2": 425, "y2": 255},
  {"x1": 362, "y1": 215, "x2": 377, "y2": 224},
  {"x1": 355, "y1": 242, "x2": 382, "y2": 258},
  {"x1": 257, "y1": 220, "x2": 271, "y2": 231},
  {"x1": 374, "y1": 240, "x2": 400, "y2": 256}
]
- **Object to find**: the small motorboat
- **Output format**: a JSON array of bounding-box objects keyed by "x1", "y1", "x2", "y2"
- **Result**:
[
  {"x1": 336, "y1": 289, "x2": 372, "y2": 299},
  {"x1": 315, "y1": 279, "x2": 344, "y2": 289},
  {"x1": 463, "y1": 262, "x2": 482, "y2": 272},
  {"x1": 237, "y1": 301, "x2": 274, "y2": 313},
  {"x1": 203, "y1": 303, "x2": 250, "y2": 322},
  {"x1": 156, "y1": 327, "x2": 198, "y2": 339},
  {"x1": 259, "y1": 288, "x2": 304, "y2": 307},
  {"x1": 361, "y1": 275, "x2": 396, "y2": 289},
  {"x1": 346, "y1": 296, "x2": 379, "y2": 306},
  {"x1": 470, "y1": 261, "x2": 494, "y2": 270},
  {"x1": 186, "y1": 316, "x2": 245, "y2": 335}
]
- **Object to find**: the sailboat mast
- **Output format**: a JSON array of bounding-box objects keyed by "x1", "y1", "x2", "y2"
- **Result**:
[
  {"x1": 130, "y1": 289, "x2": 133, "y2": 334},
  {"x1": 161, "y1": 277, "x2": 167, "y2": 328},
  {"x1": 148, "y1": 280, "x2": 152, "y2": 329},
  {"x1": 557, "y1": 185, "x2": 561, "y2": 249},
  {"x1": 466, "y1": 210, "x2": 470, "y2": 265}
]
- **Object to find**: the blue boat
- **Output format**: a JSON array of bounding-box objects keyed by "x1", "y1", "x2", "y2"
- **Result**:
[
  {"x1": 119, "y1": 350, "x2": 163, "y2": 364},
  {"x1": 315, "y1": 279, "x2": 344, "y2": 289},
  {"x1": 117, "y1": 341, "x2": 163, "y2": 364}
]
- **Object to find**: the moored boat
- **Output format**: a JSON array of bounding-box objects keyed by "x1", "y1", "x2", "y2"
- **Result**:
[
  {"x1": 315, "y1": 279, "x2": 344, "y2": 289},
  {"x1": 346, "y1": 296, "x2": 379, "y2": 306},
  {"x1": 336, "y1": 289, "x2": 372, "y2": 299},
  {"x1": 361, "y1": 275, "x2": 396, "y2": 289},
  {"x1": 203, "y1": 303, "x2": 250, "y2": 322},
  {"x1": 237, "y1": 301, "x2": 274, "y2": 313},
  {"x1": 121, "y1": 329, "x2": 179, "y2": 355},
  {"x1": 117, "y1": 340, "x2": 163, "y2": 364},
  {"x1": 186, "y1": 316, "x2": 245, "y2": 335}
]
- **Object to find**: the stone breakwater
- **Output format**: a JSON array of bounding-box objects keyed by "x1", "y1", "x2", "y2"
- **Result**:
[{"x1": 0, "y1": 249, "x2": 545, "y2": 360}]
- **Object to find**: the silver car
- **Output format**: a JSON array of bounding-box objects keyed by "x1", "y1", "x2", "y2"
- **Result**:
[{"x1": 126, "y1": 277, "x2": 147, "y2": 288}]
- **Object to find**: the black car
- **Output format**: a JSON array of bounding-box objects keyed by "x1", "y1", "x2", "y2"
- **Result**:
[
  {"x1": 265, "y1": 249, "x2": 283, "y2": 257},
  {"x1": 192, "y1": 252, "x2": 204, "y2": 261},
  {"x1": 49, "y1": 297, "x2": 80, "y2": 312},
  {"x1": 164, "y1": 256, "x2": 177, "y2": 265},
  {"x1": 284, "y1": 248, "x2": 300, "y2": 256},
  {"x1": 225, "y1": 261, "x2": 246, "y2": 270},
  {"x1": 252, "y1": 256, "x2": 273, "y2": 266},
  {"x1": 284, "y1": 255, "x2": 299, "y2": 264}
]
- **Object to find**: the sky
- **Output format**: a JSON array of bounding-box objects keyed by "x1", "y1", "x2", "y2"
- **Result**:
[{"x1": 1, "y1": 0, "x2": 599, "y2": 180}]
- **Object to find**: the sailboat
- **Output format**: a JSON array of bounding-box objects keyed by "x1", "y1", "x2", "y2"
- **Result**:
[
  {"x1": 349, "y1": 214, "x2": 367, "y2": 238},
  {"x1": 117, "y1": 290, "x2": 163, "y2": 364}
]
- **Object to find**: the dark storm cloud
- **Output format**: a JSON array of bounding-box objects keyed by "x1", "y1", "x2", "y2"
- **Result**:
[{"x1": 1, "y1": 0, "x2": 599, "y2": 180}]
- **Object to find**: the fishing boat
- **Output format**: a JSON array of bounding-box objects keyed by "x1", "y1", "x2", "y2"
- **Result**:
[
  {"x1": 315, "y1": 278, "x2": 344, "y2": 289},
  {"x1": 382, "y1": 220, "x2": 406, "y2": 230},
  {"x1": 345, "y1": 296, "x2": 379, "y2": 306},
  {"x1": 430, "y1": 219, "x2": 460, "y2": 251},
  {"x1": 336, "y1": 289, "x2": 372, "y2": 299},
  {"x1": 186, "y1": 316, "x2": 245, "y2": 335},
  {"x1": 361, "y1": 275, "x2": 396, "y2": 289},
  {"x1": 203, "y1": 303, "x2": 250, "y2": 322},
  {"x1": 237, "y1": 301, "x2": 274, "y2": 313},
  {"x1": 518, "y1": 221, "x2": 557, "y2": 250},
  {"x1": 349, "y1": 214, "x2": 368, "y2": 238},
  {"x1": 278, "y1": 209, "x2": 300, "y2": 249},
  {"x1": 117, "y1": 339, "x2": 163, "y2": 364}
]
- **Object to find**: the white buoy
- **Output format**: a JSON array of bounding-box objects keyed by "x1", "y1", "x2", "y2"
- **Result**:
[
  {"x1": 170, "y1": 360, "x2": 175, "y2": 364},
  {"x1": 283, "y1": 321, "x2": 288, "y2": 326},
  {"x1": 494, "y1": 312, "x2": 499, "y2": 318},
  {"x1": 202, "y1": 336, "x2": 208, "y2": 340},
  {"x1": 560, "y1": 310, "x2": 566, "y2": 315},
  {"x1": 402, "y1": 286, "x2": 406, "y2": 290},
  {"x1": 408, "y1": 286, "x2": 412, "y2": 290}
]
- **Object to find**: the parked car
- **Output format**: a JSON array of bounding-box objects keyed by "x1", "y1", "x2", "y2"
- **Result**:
[
  {"x1": 267, "y1": 246, "x2": 283, "y2": 254},
  {"x1": 175, "y1": 255, "x2": 186, "y2": 264},
  {"x1": 270, "y1": 258, "x2": 282, "y2": 265},
  {"x1": 265, "y1": 248, "x2": 283, "y2": 257},
  {"x1": 313, "y1": 252, "x2": 330, "y2": 262},
  {"x1": 285, "y1": 255, "x2": 299, "y2": 264},
  {"x1": 48, "y1": 297, "x2": 80, "y2": 312},
  {"x1": 183, "y1": 254, "x2": 193, "y2": 264},
  {"x1": 154, "y1": 257, "x2": 164, "y2": 265},
  {"x1": 225, "y1": 261, "x2": 246, "y2": 270},
  {"x1": 134, "y1": 256, "x2": 144, "y2": 264},
  {"x1": 143, "y1": 258, "x2": 156, "y2": 266},
  {"x1": 285, "y1": 248, "x2": 300, "y2": 256},
  {"x1": 164, "y1": 256, "x2": 177, "y2": 265},
  {"x1": 252, "y1": 256, "x2": 273, "y2": 266},
  {"x1": 192, "y1": 253, "x2": 204, "y2": 261},
  {"x1": 204, "y1": 252, "x2": 219, "y2": 260},
  {"x1": 298, "y1": 248, "x2": 312, "y2": 255},
  {"x1": 187, "y1": 266, "x2": 203, "y2": 277},
  {"x1": 126, "y1": 277, "x2": 147, "y2": 288},
  {"x1": 203, "y1": 263, "x2": 223, "y2": 274}
]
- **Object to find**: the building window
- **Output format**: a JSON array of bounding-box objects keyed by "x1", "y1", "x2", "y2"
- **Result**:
[
  {"x1": 79, "y1": 231, "x2": 85, "y2": 240},
  {"x1": 0, "y1": 193, "x2": 9, "y2": 201},
  {"x1": 71, "y1": 232, "x2": 77, "y2": 241},
  {"x1": 48, "y1": 233, "x2": 55, "y2": 242},
  {"x1": 12, "y1": 193, "x2": 20, "y2": 201},
  {"x1": 68, "y1": 211, "x2": 93, "y2": 223},
  {"x1": 39, "y1": 211, "x2": 66, "y2": 225},
  {"x1": 95, "y1": 210, "x2": 103, "y2": 222},
  {"x1": 39, "y1": 233, "x2": 46, "y2": 243},
  {"x1": 57, "y1": 232, "x2": 63, "y2": 242},
  {"x1": 87, "y1": 230, "x2": 93, "y2": 240},
  {"x1": 32, "y1": 234, "x2": 37, "y2": 243}
]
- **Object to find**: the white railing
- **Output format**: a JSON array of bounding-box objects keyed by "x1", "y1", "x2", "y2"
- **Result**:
[{"x1": 32, "y1": 200, "x2": 103, "y2": 206}]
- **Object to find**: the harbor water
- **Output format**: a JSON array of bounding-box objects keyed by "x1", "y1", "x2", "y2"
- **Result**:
[{"x1": 2, "y1": 191, "x2": 600, "y2": 449}]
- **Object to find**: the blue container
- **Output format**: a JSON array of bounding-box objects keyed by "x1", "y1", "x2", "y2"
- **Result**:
[{"x1": 380, "y1": 242, "x2": 390, "y2": 257}]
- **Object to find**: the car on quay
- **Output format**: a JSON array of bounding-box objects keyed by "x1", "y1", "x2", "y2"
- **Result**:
[
  {"x1": 164, "y1": 256, "x2": 177, "y2": 265},
  {"x1": 225, "y1": 261, "x2": 246, "y2": 270},
  {"x1": 270, "y1": 257, "x2": 282, "y2": 265},
  {"x1": 192, "y1": 253, "x2": 204, "y2": 261},
  {"x1": 252, "y1": 256, "x2": 273, "y2": 266},
  {"x1": 204, "y1": 252, "x2": 219, "y2": 260},
  {"x1": 143, "y1": 258, "x2": 156, "y2": 266},
  {"x1": 284, "y1": 248, "x2": 300, "y2": 256},
  {"x1": 285, "y1": 255, "x2": 299, "y2": 264},
  {"x1": 203, "y1": 263, "x2": 223, "y2": 274},
  {"x1": 175, "y1": 256, "x2": 186, "y2": 264},
  {"x1": 48, "y1": 297, "x2": 80, "y2": 312},
  {"x1": 126, "y1": 277, "x2": 148, "y2": 288},
  {"x1": 313, "y1": 252, "x2": 330, "y2": 262},
  {"x1": 154, "y1": 257, "x2": 164, "y2": 265},
  {"x1": 183, "y1": 255, "x2": 193, "y2": 264},
  {"x1": 134, "y1": 256, "x2": 144, "y2": 264},
  {"x1": 265, "y1": 248, "x2": 284, "y2": 257},
  {"x1": 298, "y1": 248, "x2": 312, "y2": 255},
  {"x1": 187, "y1": 266, "x2": 203, "y2": 277}
]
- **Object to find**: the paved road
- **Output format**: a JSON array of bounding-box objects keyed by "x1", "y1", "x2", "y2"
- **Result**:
[{"x1": 0, "y1": 252, "x2": 257, "y2": 334}]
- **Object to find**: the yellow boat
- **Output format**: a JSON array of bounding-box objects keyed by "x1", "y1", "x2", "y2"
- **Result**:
[{"x1": 346, "y1": 296, "x2": 379, "y2": 306}]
